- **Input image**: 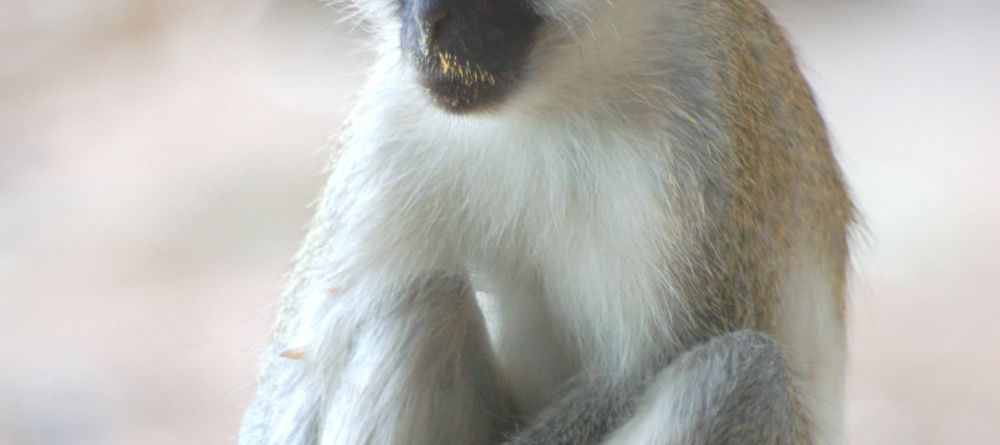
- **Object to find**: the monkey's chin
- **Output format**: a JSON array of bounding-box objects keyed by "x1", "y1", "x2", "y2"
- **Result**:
[
  {"x1": 421, "y1": 77, "x2": 511, "y2": 114},
  {"x1": 411, "y1": 48, "x2": 517, "y2": 114},
  {"x1": 418, "y1": 69, "x2": 514, "y2": 114}
]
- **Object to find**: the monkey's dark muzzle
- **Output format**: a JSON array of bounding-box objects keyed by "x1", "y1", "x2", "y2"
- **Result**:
[{"x1": 401, "y1": 0, "x2": 541, "y2": 113}]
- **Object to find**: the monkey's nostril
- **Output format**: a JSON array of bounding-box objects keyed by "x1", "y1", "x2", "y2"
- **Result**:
[
  {"x1": 415, "y1": 1, "x2": 451, "y2": 44},
  {"x1": 425, "y1": 6, "x2": 449, "y2": 27},
  {"x1": 429, "y1": 8, "x2": 451, "y2": 37},
  {"x1": 420, "y1": 7, "x2": 451, "y2": 41}
]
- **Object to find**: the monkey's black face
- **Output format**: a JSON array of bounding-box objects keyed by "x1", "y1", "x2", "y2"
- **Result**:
[{"x1": 400, "y1": 0, "x2": 542, "y2": 113}]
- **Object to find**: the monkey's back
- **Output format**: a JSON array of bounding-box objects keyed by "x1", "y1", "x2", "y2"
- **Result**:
[
  {"x1": 601, "y1": 0, "x2": 847, "y2": 330},
  {"x1": 663, "y1": 2, "x2": 853, "y2": 439}
]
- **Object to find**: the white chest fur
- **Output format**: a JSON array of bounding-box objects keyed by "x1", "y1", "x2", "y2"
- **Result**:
[
  {"x1": 327, "y1": 67, "x2": 686, "y2": 411},
  {"x1": 422, "y1": 109, "x2": 677, "y2": 367}
]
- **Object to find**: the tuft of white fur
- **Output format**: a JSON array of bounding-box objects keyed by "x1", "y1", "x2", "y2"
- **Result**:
[{"x1": 776, "y1": 250, "x2": 847, "y2": 445}]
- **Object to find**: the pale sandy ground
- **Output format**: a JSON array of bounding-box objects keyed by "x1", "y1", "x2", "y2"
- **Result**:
[{"x1": 0, "y1": 1, "x2": 997, "y2": 444}]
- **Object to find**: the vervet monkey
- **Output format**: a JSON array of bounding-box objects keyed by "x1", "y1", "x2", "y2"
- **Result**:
[{"x1": 240, "y1": 0, "x2": 853, "y2": 443}]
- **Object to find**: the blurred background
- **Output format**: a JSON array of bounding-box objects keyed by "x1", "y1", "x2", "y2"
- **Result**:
[{"x1": 0, "y1": 0, "x2": 997, "y2": 444}]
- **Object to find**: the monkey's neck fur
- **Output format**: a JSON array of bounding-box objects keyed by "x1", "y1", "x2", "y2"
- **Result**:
[{"x1": 247, "y1": 1, "x2": 853, "y2": 444}]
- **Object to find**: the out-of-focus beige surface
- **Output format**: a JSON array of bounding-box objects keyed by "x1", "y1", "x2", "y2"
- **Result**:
[{"x1": 0, "y1": 1, "x2": 997, "y2": 444}]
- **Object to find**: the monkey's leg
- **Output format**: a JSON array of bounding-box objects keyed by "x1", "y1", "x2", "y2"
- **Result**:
[
  {"x1": 603, "y1": 330, "x2": 813, "y2": 445},
  {"x1": 241, "y1": 274, "x2": 515, "y2": 445},
  {"x1": 505, "y1": 330, "x2": 810, "y2": 445}
]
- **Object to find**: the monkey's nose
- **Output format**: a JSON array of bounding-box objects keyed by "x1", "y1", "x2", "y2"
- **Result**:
[{"x1": 414, "y1": 0, "x2": 451, "y2": 47}]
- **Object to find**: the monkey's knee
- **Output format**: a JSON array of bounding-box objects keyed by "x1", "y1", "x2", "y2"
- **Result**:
[
  {"x1": 605, "y1": 331, "x2": 811, "y2": 445},
  {"x1": 688, "y1": 330, "x2": 812, "y2": 445},
  {"x1": 704, "y1": 330, "x2": 790, "y2": 380}
]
